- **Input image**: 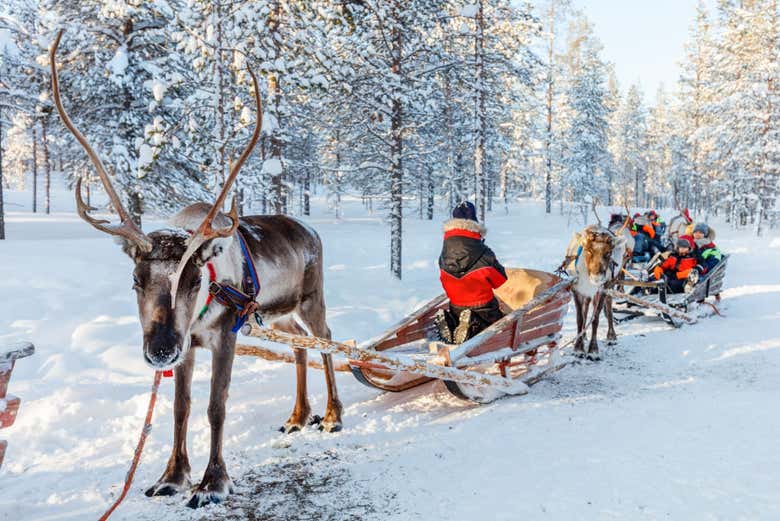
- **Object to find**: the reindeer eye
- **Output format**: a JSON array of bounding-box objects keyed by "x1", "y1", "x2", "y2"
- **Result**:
[{"x1": 132, "y1": 275, "x2": 142, "y2": 291}]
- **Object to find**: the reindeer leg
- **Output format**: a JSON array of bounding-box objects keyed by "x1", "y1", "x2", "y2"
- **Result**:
[
  {"x1": 187, "y1": 331, "x2": 235, "y2": 508},
  {"x1": 300, "y1": 295, "x2": 343, "y2": 433},
  {"x1": 605, "y1": 293, "x2": 618, "y2": 345},
  {"x1": 588, "y1": 294, "x2": 605, "y2": 360},
  {"x1": 573, "y1": 295, "x2": 587, "y2": 357},
  {"x1": 280, "y1": 347, "x2": 312, "y2": 433},
  {"x1": 146, "y1": 347, "x2": 195, "y2": 497},
  {"x1": 318, "y1": 352, "x2": 343, "y2": 433}
]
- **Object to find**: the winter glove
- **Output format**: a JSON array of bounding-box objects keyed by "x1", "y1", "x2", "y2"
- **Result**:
[{"x1": 676, "y1": 268, "x2": 691, "y2": 280}]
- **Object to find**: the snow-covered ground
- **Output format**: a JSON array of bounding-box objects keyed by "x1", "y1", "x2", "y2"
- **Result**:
[{"x1": 1, "y1": 192, "x2": 779, "y2": 520}]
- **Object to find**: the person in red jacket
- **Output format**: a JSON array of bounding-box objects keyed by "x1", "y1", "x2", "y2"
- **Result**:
[
  {"x1": 652, "y1": 235, "x2": 702, "y2": 293},
  {"x1": 435, "y1": 201, "x2": 508, "y2": 343}
]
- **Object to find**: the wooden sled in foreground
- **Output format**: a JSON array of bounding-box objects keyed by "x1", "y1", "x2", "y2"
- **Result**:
[
  {"x1": 236, "y1": 269, "x2": 572, "y2": 403},
  {"x1": 611, "y1": 255, "x2": 729, "y2": 328},
  {"x1": 348, "y1": 268, "x2": 573, "y2": 402}
]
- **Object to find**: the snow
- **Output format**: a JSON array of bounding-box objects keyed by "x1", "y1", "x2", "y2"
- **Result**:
[
  {"x1": 151, "y1": 80, "x2": 167, "y2": 102},
  {"x1": 137, "y1": 144, "x2": 154, "y2": 171},
  {"x1": 107, "y1": 44, "x2": 129, "y2": 82},
  {"x1": 0, "y1": 28, "x2": 19, "y2": 57},
  {"x1": 460, "y1": 4, "x2": 478, "y2": 18},
  {"x1": 0, "y1": 196, "x2": 779, "y2": 520},
  {"x1": 261, "y1": 158, "x2": 283, "y2": 176}
]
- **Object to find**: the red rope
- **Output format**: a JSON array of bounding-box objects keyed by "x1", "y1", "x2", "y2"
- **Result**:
[
  {"x1": 98, "y1": 370, "x2": 163, "y2": 521},
  {"x1": 700, "y1": 301, "x2": 724, "y2": 317}
]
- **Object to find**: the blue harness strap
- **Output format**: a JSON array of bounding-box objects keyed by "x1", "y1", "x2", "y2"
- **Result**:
[
  {"x1": 574, "y1": 244, "x2": 583, "y2": 267},
  {"x1": 205, "y1": 230, "x2": 262, "y2": 333}
]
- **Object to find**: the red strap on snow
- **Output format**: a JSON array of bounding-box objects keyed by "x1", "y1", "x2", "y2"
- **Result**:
[{"x1": 97, "y1": 371, "x2": 163, "y2": 521}]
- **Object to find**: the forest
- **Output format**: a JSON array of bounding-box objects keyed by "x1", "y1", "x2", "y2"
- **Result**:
[{"x1": 1, "y1": 0, "x2": 778, "y2": 277}]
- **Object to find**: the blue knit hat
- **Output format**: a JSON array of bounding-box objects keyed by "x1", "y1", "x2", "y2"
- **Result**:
[
  {"x1": 452, "y1": 201, "x2": 478, "y2": 221},
  {"x1": 693, "y1": 222, "x2": 709, "y2": 236}
]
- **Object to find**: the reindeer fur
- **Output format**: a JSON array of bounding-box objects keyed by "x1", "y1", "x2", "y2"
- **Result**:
[
  {"x1": 127, "y1": 203, "x2": 341, "y2": 508},
  {"x1": 565, "y1": 225, "x2": 627, "y2": 360}
]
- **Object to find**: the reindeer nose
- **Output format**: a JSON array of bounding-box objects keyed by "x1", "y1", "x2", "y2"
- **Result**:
[{"x1": 144, "y1": 348, "x2": 181, "y2": 368}]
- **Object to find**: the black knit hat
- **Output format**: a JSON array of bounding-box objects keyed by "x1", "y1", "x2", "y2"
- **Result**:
[{"x1": 452, "y1": 201, "x2": 477, "y2": 221}]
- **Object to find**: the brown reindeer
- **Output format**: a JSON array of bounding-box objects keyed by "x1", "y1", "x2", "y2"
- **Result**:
[
  {"x1": 50, "y1": 31, "x2": 342, "y2": 509},
  {"x1": 563, "y1": 203, "x2": 628, "y2": 359}
]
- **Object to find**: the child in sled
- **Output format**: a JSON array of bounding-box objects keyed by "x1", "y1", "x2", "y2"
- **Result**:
[
  {"x1": 692, "y1": 222, "x2": 723, "y2": 273},
  {"x1": 435, "y1": 202, "x2": 508, "y2": 344},
  {"x1": 631, "y1": 213, "x2": 656, "y2": 262},
  {"x1": 652, "y1": 235, "x2": 703, "y2": 293}
]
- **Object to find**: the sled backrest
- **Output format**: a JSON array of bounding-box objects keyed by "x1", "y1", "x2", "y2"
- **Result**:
[{"x1": 494, "y1": 268, "x2": 559, "y2": 311}]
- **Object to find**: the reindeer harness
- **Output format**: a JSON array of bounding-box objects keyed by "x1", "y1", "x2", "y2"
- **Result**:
[{"x1": 198, "y1": 230, "x2": 262, "y2": 332}]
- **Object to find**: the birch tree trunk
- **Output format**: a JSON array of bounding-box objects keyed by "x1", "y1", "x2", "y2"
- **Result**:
[
  {"x1": 544, "y1": 0, "x2": 556, "y2": 214},
  {"x1": 390, "y1": 2, "x2": 404, "y2": 279},
  {"x1": 42, "y1": 115, "x2": 51, "y2": 214},
  {"x1": 474, "y1": 0, "x2": 487, "y2": 222},
  {"x1": 269, "y1": 0, "x2": 286, "y2": 214},
  {"x1": 32, "y1": 124, "x2": 37, "y2": 213},
  {"x1": 0, "y1": 105, "x2": 5, "y2": 240}
]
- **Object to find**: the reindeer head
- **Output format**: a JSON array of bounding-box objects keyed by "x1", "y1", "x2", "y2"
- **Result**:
[
  {"x1": 123, "y1": 230, "x2": 196, "y2": 367},
  {"x1": 50, "y1": 30, "x2": 261, "y2": 369},
  {"x1": 580, "y1": 225, "x2": 625, "y2": 286}
]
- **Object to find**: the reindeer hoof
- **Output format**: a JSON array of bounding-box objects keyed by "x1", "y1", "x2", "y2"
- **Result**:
[
  {"x1": 318, "y1": 421, "x2": 343, "y2": 433},
  {"x1": 279, "y1": 424, "x2": 301, "y2": 434},
  {"x1": 186, "y1": 490, "x2": 227, "y2": 509},
  {"x1": 586, "y1": 352, "x2": 601, "y2": 361},
  {"x1": 145, "y1": 484, "x2": 182, "y2": 497},
  {"x1": 606, "y1": 337, "x2": 618, "y2": 346},
  {"x1": 308, "y1": 414, "x2": 323, "y2": 426},
  {"x1": 573, "y1": 350, "x2": 586, "y2": 359},
  {"x1": 186, "y1": 472, "x2": 233, "y2": 509},
  {"x1": 145, "y1": 475, "x2": 192, "y2": 497}
]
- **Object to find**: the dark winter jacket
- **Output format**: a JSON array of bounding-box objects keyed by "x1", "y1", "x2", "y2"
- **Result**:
[
  {"x1": 695, "y1": 241, "x2": 723, "y2": 273},
  {"x1": 439, "y1": 218, "x2": 508, "y2": 308}
]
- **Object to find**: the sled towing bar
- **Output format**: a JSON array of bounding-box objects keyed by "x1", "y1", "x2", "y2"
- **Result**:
[
  {"x1": 240, "y1": 323, "x2": 530, "y2": 396},
  {"x1": 605, "y1": 288, "x2": 697, "y2": 324}
]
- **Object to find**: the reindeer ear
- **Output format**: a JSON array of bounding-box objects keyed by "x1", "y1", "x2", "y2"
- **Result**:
[{"x1": 117, "y1": 237, "x2": 141, "y2": 261}]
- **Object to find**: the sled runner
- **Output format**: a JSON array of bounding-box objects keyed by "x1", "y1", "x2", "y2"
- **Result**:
[{"x1": 611, "y1": 255, "x2": 729, "y2": 328}]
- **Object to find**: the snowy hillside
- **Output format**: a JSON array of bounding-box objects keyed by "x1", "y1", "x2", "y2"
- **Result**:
[{"x1": 0, "y1": 198, "x2": 778, "y2": 520}]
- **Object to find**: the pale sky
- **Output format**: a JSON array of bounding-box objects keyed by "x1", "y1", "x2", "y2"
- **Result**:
[{"x1": 576, "y1": 0, "x2": 714, "y2": 104}]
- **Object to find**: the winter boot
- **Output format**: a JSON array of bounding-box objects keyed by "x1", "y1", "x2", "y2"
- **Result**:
[
  {"x1": 452, "y1": 309, "x2": 472, "y2": 344},
  {"x1": 434, "y1": 309, "x2": 453, "y2": 343}
]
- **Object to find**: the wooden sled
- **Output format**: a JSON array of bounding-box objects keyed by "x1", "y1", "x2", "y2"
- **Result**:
[
  {"x1": 348, "y1": 268, "x2": 572, "y2": 402},
  {"x1": 611, "y1": 255, "x2": 729, "y2": 328},
  {"x1": 235, "y1": 269, "x2": 571, "y2": 403},
  {"x1": 1, "y1": 342, "x2": 35, "y2": 470}
]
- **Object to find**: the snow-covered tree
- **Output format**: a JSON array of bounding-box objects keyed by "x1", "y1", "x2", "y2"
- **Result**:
[
  {"x1": 562, "y1": 36, "x2": 611, "y2": 222},
  {"x1": 613, "y1": 84, "x2": 647, "y2": 207}
]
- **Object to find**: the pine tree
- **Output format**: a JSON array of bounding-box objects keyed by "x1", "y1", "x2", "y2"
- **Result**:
[
  {"x1": 613, "y1": 84, "x2": 647, "y2": 207},
  {"x1": 645, "y1": 85, "x2": 673, "y2": 208},
  {"x1": 562, "y1": 37, "x2": 611, "y2": 222}
]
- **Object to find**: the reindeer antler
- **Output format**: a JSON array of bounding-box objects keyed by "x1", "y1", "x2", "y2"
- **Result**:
[
  {"x1": 170, "y1": 64, "x2": 263, "y2": 305},
  {"x1": 50, "y1": 29, "x2": 152, "y2": 253},
  {"x1": 591, "y1": 197, "x2": 602, "y2": 227},
  {"x1": 618, "y1": 201, "x2": 632, "y2": 235}
]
